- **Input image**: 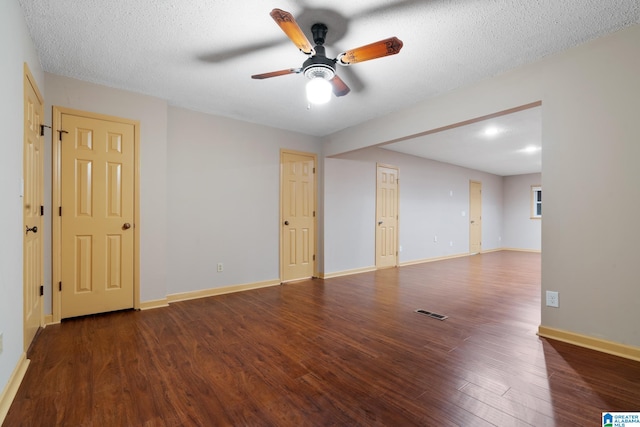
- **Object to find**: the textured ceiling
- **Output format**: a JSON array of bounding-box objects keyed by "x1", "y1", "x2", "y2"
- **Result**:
[{"x1": 19, "y1": 0, "x2": 639, "y2": 141}]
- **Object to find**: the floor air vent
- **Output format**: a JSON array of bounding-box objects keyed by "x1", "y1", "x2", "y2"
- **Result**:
[{"x1": 415, "y1": 309, "x2": 448, "y2": 320}]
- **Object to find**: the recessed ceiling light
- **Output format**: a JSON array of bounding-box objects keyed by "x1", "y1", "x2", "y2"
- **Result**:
[
  {"x1": 522, "y1": 145, "x2": 541, "y2": 153},
  {"x1": 483, "y1": 126, "x2": 501, "y2": 137}
]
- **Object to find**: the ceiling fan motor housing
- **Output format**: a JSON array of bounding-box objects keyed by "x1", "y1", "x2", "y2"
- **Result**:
[
  {"x1": 311, "y1": 23, "x2": 328, "y2": 45},
  {"x1": 303, "y1": 44, "x2": 336, "y2": 80}
]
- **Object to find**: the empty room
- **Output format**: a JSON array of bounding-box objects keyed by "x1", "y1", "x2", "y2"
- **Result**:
[{"x1": 2, "y1": 1, "x2": 640, "y2": 426}]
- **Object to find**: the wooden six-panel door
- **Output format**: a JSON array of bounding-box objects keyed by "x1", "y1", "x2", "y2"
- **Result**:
[
  {"x1": 280, "y1": 151, "x2": 316, "y2": 282},
  {"x1": 376, "y1": 164, "x2": 398, "y2": 269},
  {"x1": 469, "y1": 180, "x2": 482, "y2": 254},
  {"x1": 23, "y1": 65, "x2": 44, "y2": 350},
  {"x1": 58, "y1": 110, "x2": 136, "y2": 318}
]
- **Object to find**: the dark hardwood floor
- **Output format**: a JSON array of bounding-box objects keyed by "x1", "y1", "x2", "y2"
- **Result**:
[{"x1": 5, "y1": 251, "x2": 640, "y2": 426}]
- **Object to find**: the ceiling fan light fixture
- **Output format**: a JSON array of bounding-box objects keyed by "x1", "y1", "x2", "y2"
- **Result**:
[
  {"x1": 304, "y1": 64, "x2": 334, "y2": 105},
  {"x1": 303, "y1": 64, "x2": 335, "y2": 81},
  {"x1": 306, "y1": 77, "x2": 332, "y2": 105}
]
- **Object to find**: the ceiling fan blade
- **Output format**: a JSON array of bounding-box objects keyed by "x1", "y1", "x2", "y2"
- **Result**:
[
  {"x1": 330, "y1": 75, "x2": 351, "y2": 97},
  {"x1": 338, "y1": 37, "x2": 404, "y2": 65},
  {"x1": 251, "y1": 68, "x2": 301, "y2": 79},
  {"x1": 270, "y1": 9, "x2": 314, "y2": 55}
]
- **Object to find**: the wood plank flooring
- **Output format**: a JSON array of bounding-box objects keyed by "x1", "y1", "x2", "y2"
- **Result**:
[{"x1": 5, "y1": 251, "x2": 640, "y2": 426}]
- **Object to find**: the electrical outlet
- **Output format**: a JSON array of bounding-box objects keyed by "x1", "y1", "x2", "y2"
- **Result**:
[
  {"x1": 546, "y1": 291, "x2": 559, "y2": 307},
  {"x1": 449, "y1": 241, "x2": 454, "y2": 247},
  {"x1": 434, "y1": 236, "x2": 438, "y2": 243},
  {"x1": 399, "y1": 246, "x2": 403, "y2": 252},
  {"x1": 217, "y1": 263, "x2": 223, "y2": 273}
]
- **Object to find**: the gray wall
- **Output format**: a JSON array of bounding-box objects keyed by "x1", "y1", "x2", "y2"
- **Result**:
[
  {"x1": 44, "y1": 73, "x2": 170, "y2": 304},
  {"x1": 166, "y1": 106, "x2": 322, "y2": 295},
  {"x1": 3, "y1": 0, "x2": 638, "y2": 405},
  {"x1": 0, "y1": 0, "x2": 44, "y2": 400},
  {"x1": 324, "y1": 147, "x2": 504, "y2": 274},
  {"x1": 41, "y1": 76, "x2": 325, "y2": 304},
  {"x1": 323, "y1": 25, "x2": 640, "y2": 347},
  {"x1": 503, "y1": 173, "x2": 542, "y2": 251}
]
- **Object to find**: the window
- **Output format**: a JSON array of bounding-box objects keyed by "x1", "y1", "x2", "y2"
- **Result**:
[{"x1": 531, "y1": 185, "x2": 542, "y2": 219}]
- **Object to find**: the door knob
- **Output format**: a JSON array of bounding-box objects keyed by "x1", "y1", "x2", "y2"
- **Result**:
[
  {"x1": 122, "y1": 223, "x2": 131, "y2": 230},
  {"x1": 378, "y1": 221, "x2": 383, "y2": 225},
  {"x1": 284, "y1": 221, "x2": 289, "y2": 226},
  {"x1": 26, "y1": 225, "x2": 38, "y2": 234},
  {"x1": 470, "y1": 220, "x2": 475, "y2": 224}
]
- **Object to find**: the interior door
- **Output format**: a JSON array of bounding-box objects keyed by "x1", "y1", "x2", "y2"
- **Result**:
[
  {"x1": 59, "y1": 111, "x2": 136, "y2": 318},
  {"x1": 376, "y1": 164, "x2": 398, "y2": 269},
  {"x1": 469, "y1": 180, "x2": 482, "y2": 254},
  {"x1": 280, "y1": 150, "x2": 316, "y2": 282},
  {"x1": 23, "y1": 65, "x2": 44, "y2": 350}
]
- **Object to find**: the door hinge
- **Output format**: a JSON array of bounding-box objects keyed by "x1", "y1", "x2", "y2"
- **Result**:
[
  {"x1": 313, "y1": 211, "x2": 315, "y2": 217},
  {"x1": 40, "y1": 205, "x2": 44, "y2": 216},
  {"x1": 40, "y1": 124, "x2": 51, "y2": 136},
  {"x1": 313, "y1": 167, "x2": 315, "y2": 174},
  {"x1": 313, "y1": 254, "x2": 316, "y2": 261},
  {"x1": 59, "y1": 206, "x2": 62, "y2": 216},
  {"x1": 39, "y1": 285, "x2": 44, "y2": 296},
  {"x1": 59, "y1": 281, "x2": 62, "y2": 291},
  {"x1": 58, "y1": 130, "x2": 69, "y2": 141}
]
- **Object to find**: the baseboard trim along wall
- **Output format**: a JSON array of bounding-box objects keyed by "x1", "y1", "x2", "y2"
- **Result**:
[
  {"x1": 167, "y1": 279, "x2": 281, "y2": 304},
  {"x1": 399, "y1": 252, "x2": 470, "y2": 267},
  {"x1": 498, "y1": 247, "x2": 541, "y2": 253},
  {"x1": 0, "y1": 353, "x2": 30, "y2": 424},
  {"x1": 538, "y1": 325, "x2": 640, "y2": 362},
  {"x1": 139, "y1": 298, "x2": 170, "y2": 310},
  {"x1": 319, "y1": 266, "x2": 376, "y2": 279},
  {"x1": 321, "y1": 249, "x2": 536, "y2": 278}
]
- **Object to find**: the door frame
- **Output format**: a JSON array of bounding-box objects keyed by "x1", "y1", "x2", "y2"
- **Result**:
[
  {"x1": 23, "y1": 63, "x2": 44, "y2": 349},
  {"x1": 375, "y1": 163, "x2": 399, "y2": 269},
  {"x1": 279, "y1": 149, "x2": 318, "y2": 281},
  {"x1": 51, "y1": 106, "x2": 140, "y2": 323}
]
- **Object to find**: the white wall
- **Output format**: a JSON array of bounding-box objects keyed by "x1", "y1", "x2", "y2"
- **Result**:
[
  {"x1": 503, "y1": 173, "x2": 541, "y2": 251},
  {"x1": 0, "y1": 0, "x2": 43, "y2": 403},
  {"x1": 166, "y1": 106, "x2": 322, "y2": 294},
  {"x1": 324, "y1": 147, "x2": 504, "y2": 274},
  {"x1": 44, "y1": 73, "x2": 169, "y2": 303},
  {"x1": 324, "y1": 24, "x2": 640, "y2": 347}
]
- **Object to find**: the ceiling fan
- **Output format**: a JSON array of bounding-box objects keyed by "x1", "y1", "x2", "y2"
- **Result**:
[{"x1": 251, "y1": 8, "x2": 403, "y2": 104}]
